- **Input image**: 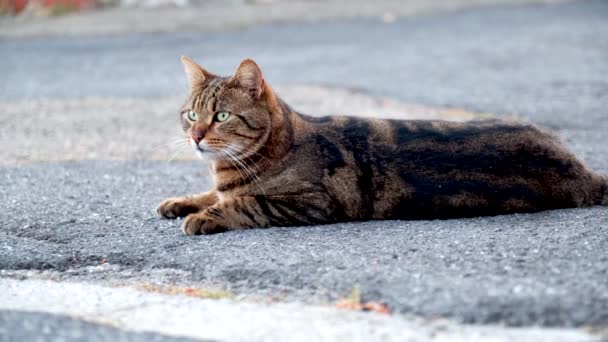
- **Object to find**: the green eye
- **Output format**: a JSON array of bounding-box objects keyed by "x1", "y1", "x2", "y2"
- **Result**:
[
  {"x1": 187, "y1": 110, "x2": 197, "y2": 121},
  {"x1": 215, "y1": 111, "x2": 230, "y2": 122}
]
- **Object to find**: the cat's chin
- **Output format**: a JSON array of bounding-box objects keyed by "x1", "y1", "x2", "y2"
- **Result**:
[
  {"x1": 194, "y1": 148, "x2": 222, "y2": 161},
  {"x1": 195, "y1": 149, "x2": 206, "y2": 159},
  {"x1": 194, "y1": 148, "x2": 213, "y2": 160}
]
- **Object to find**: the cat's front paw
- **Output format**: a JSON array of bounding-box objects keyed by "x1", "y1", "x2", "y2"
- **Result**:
[
  {"x1": 157, "y1": 197, "x2": 200, "y2": 219},
  {"x1": 181, "y1": 212, "x2": 228, "y2": 235}
]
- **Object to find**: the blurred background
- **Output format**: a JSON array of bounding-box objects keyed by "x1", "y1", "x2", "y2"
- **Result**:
[{"x1": 2, "y1": 0, "x2": 606, "y2": 165}]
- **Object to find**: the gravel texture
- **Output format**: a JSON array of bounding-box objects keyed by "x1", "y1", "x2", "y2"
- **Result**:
[{"x1": 1, "y1": 160, "x2": 607, "y2": 327}]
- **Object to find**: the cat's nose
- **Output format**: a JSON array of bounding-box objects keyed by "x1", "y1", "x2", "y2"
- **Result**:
[{"x1": 191, "y1": 133, "x2": 204, "y2": 144}]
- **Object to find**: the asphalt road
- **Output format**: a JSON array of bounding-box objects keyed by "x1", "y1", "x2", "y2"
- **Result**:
[{"x1": 1, "y1": 0, "x2": 608, "y2": 330}]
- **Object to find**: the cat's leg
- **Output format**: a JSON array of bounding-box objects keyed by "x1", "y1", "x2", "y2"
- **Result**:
[
  {"x1": 181, "y1": 196, "x2": 267, "y2": 235},
  {"x1": 157, "y1": 191, "x2": 218, "y2": 219},
  {"x1": 181, "y1": 194, "x2": 333, "y2": 235}
]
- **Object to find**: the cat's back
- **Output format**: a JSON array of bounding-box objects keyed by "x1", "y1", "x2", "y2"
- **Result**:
[
  {"x1": 299, "y1": 114, "x2": 548, "y2": 159},
  {"x1": 294, "y1": 114, "x2": 605, "y2": 219}
]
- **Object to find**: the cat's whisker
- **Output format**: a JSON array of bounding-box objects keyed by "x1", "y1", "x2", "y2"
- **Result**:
[
  {"x1": 168, "y1": 140, "x2": 189, "y2": 147},
  {"x1": 167, "y1": 137, "x2": 190, "y2": 147},
  {"x1": 144, "y1": 137, "x2": 189, "y2": 154},
  {"x1": 224, "y1": 145, "x2": 268, "y2": 192},
  {"x1": 144, "y1": 136, "x2": 191, "y2": 155},
  {"x1": 234, "y1": 158, "x2": 266, "y2": 196},
  {"x1": 166, "y1": 143, "x2": 190, "y2": 152},
  {"x1": 162, "y1": 135, "x2": 197, "y2": 162},
  {"x1": 167, "y1": 144, "x2": 192, "y2": 162},
  {"x1": 217, "y1": 149, "x2": 248, "y2": 187},
  {"x1": 224, "y1": 145, "x2": 265, "y2": 180},
  {"x1": 222, "y1": 148, "x2": 253, "y2": 182},
  {"x1": 222, "y1": 146, "x2": 266, "y2": 196},
  {"x1": 224, "y1": 145, "x2": 257, "y2": 166},
  {"x1": 167, "y1": 149, "x2": 186, "y2": 162},
  {"x1": 227, "y1": 147, "x2": 273, "y2": 190},
  {"x1": 222, "y1": 149, "x2": 265, "y2": 196},
  {"x1": 223, "y1": 145, "x2": 259, "y2": 173},
  {"x1": 227, "y1": 143, "x2": 273, "y2": 164}
]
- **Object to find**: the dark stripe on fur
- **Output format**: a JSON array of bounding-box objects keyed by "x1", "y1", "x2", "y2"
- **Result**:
[
  {"x1": 233, "y1": 132, "x2": 259, "y2": 140},
  {"x1": 240, "y1": 205, "x2": 262, "y2": 226},
  {"x1": 215, "y1": 164, "x2": 238, "y2": 172},
  {"x1": 315, "y1": 134, "x2": 346, "y2": 176},
  {"x1": 206, "y1": 207, "x2": 224, "y2": 219},
  {"x1": 341, "y1": 119, "x2": 375, "y2": 216},
  {"x1": 216, "y1": 175, "x2": 255, "y2": 192},
  {"x1": 255, "y1": 195, "x2": 285, "y2": 226},
  {"x1": 269, "y1": 201, "x2": 307, "y2": 225},
  {"x1": 234, "y1": 114, "x2": 263, "y2": 131}
]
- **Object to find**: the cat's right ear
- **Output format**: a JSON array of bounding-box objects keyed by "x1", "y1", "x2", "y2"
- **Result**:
[{"x1": 180, "y1": 55, "x2": 212, "y2": 91}]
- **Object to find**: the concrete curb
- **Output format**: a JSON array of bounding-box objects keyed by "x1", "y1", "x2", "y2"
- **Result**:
[{"x1": 0, "y1": 278, "x2": 601, "y2": 342}]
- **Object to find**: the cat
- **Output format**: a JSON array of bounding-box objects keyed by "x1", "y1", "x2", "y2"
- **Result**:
[{"x1": 157, "y1": 56, "x2": 608, "y2": 235}]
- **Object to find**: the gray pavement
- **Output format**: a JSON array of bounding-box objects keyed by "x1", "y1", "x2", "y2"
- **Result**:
[
  {"x1": 1, "y1": 0, "x2": 608, "y2": 335},
  {"x1": 1, "y1": 160, "x2": 607, "y2": 327}
]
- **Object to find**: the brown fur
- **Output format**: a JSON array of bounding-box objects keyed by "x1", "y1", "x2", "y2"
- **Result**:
[{"x1": 157, "y1": 56, "x2": 608, "y2": 235}]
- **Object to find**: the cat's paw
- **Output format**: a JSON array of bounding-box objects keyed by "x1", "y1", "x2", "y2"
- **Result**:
[
  {"x1": 181, "y1": 213, "x2": 228, "y2": 235},
  {"x1": 157, "y1": 197, "x2": 200, "y2": 219}
]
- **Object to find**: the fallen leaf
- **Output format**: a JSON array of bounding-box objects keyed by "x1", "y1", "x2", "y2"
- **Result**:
[
  {"x1": 335, "y1": 286, "x2": 390, "y2": 314},
  {"x1": 362, "y1": 302, "x2": 390, "y2": 315}
]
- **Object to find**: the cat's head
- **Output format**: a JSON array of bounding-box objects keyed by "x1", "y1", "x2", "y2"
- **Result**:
[{"x1": 179, "y1": 56, "x2": 281, "y2": 160}]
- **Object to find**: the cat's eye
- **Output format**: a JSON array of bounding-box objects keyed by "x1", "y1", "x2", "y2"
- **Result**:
[
  {"x1": 186, "y1": 110, "x2": 198, "y2": 121},
  {"x1": 214, "y1": 111, "x2": 230, "y2": 122}
]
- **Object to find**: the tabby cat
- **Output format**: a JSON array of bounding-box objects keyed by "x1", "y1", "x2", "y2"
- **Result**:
[{"x1": 157, "y1": 56, "x2": 608, "y2": 235}]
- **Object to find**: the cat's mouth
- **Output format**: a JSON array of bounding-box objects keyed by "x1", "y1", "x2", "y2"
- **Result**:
[
  {"x1": 193, "y1": 144, "x2": 224, "y2": 160},
  {"x1": 191, "y1": 138, "x2": 209, "y2": 151},
  {"x1": 190, "y1": 139, "x2": 211, "y2": 158},
  {"x1": 190, "y1": 139, "x2": 241, "y2": 161},
  {"x1": 193, "y1": 146, "x2": 214, "y2": 160},
  {"x1": 194, "y1": 145, "x2": 214, "y2": 153}
]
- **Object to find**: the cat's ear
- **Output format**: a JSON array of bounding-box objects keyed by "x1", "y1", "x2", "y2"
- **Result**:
[
  {"x1": 231, "y1": 59, "x2": 264, "y2": 98},
  {"x1": 180, "y1": 55, "x2": 211, "y2": 91}
]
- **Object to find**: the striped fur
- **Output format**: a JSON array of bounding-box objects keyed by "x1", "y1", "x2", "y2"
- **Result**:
[{"x1": 157, "y1": 57, "x2": 608, "y2": 235}]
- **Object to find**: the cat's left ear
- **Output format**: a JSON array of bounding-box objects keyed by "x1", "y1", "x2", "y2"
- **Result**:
[
  {"x1": 231, "y1": 59, "x2": 265, "y2": 98},
  {"x1": 180, "y1": 55, "x2": 213, "y2": 92}
]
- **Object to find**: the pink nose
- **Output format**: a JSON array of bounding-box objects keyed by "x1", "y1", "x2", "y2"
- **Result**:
[{"x1": 192, "y1": 133, "x2": 204, "y2": 144}]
